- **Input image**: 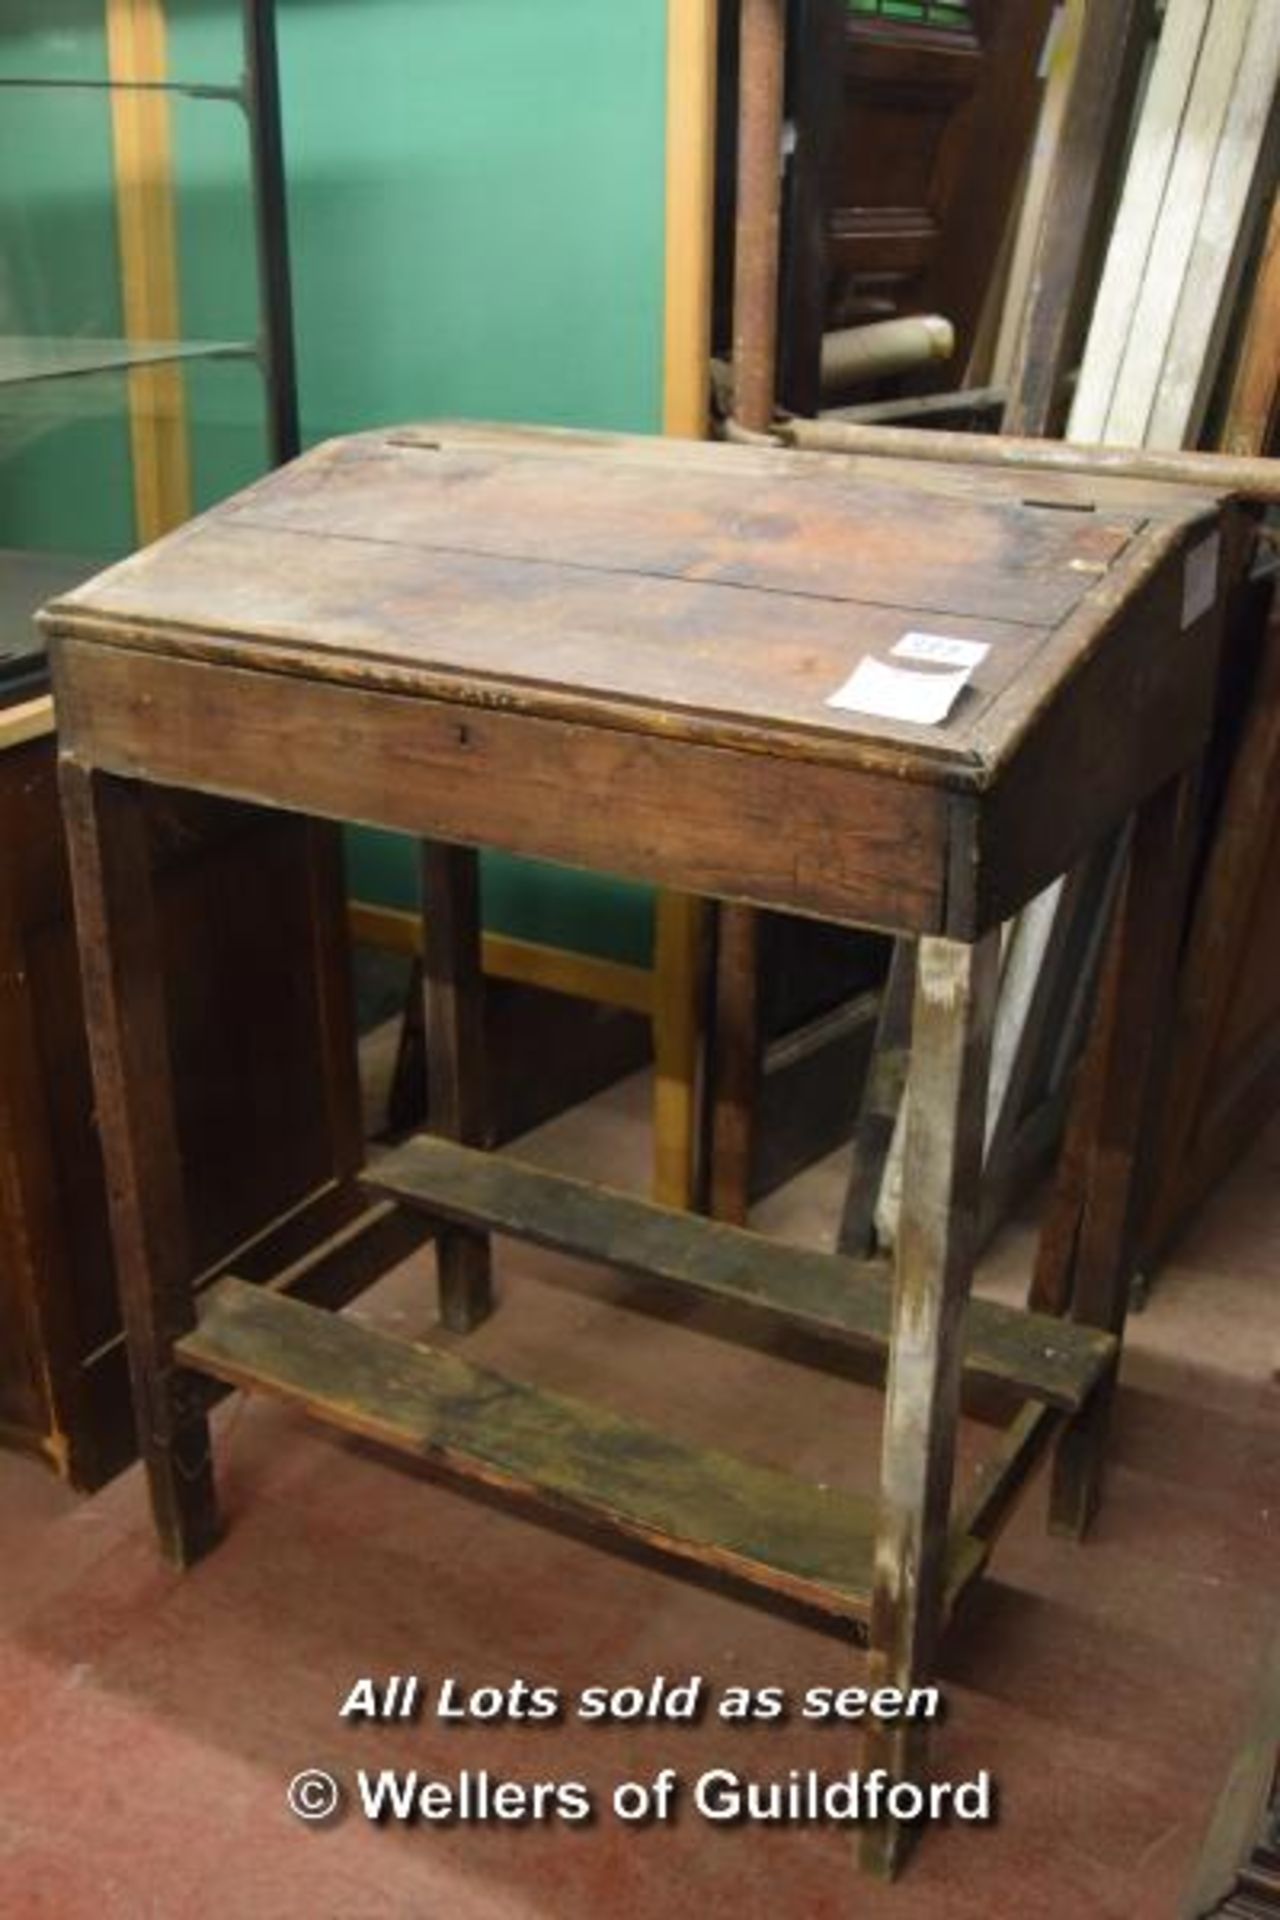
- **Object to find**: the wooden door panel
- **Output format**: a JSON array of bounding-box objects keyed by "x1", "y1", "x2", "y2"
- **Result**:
[{"x1": 779, "y1": 0, "x2": 1055, "y2": 410}]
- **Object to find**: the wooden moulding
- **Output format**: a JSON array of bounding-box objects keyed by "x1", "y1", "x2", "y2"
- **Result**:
[
  {"x1": 176, "y1": 1275, "x2": 986, "y2": 1629},
  {"x1": 364, "y1": 1133, "x2": 1115, "y2": 1412}
]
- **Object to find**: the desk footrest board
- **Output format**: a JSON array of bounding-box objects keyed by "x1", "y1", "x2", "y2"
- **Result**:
[
  {"x1": 365, "y1": 1135, "x2": 1115, "y2": 1412},
  {"x1": 177, "y1": 1277, "x2": 985, "y2": 1626}
]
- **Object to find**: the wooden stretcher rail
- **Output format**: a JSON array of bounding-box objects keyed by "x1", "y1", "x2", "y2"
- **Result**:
[
  {"x1": 364, "y1": 1134, "x2": 1116, "y2": 1412},
  {"x1": 175, "y1": 1276, "x2": 985, "y2": 1627}
]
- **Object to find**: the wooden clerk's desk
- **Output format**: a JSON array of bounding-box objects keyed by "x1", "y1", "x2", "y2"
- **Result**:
[{"x1": 43, "y1": 424, "x2": 1236, "y2": 1875}]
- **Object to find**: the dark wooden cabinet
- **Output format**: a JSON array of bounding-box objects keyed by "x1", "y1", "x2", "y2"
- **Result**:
[
  {"x1": 772, "y1": 0, "x2": 1057, "y2": 412},
  {"x1": 0, "y1": 724, "x2": 363, "y2": 1490}
]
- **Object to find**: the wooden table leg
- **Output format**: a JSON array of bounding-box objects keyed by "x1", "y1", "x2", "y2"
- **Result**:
[
  {"x1": 1049, "y1": 770, "x2": 1197, "y2": 1538},
  {"x1": 652, "y1": 890, "x2": 704, "y2": 1210},
  {"x1": 861, "y1": 930, "x2": 999, "y2": 1879},
  {"x1": 707, "y1": 900, "x2": 761, "y2": 1224},
  {"x1": 421, "y1": 840, "x2": 493, "y2": 1332},
  {"x1": 59, "y1": 762, "x2": 220, "y2": 1567}
]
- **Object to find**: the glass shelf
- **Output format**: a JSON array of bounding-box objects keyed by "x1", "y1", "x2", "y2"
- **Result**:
[
  {"x1": 0, "y1": 337, "x2": 256, "y2": 390},
  {"x1": 0, "y1": 77, "x2": 240, "y2": 103}
]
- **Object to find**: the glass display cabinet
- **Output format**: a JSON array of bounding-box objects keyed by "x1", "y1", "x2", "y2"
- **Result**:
[
  {"x1": 1, "y1": 0, "x2": 298, "y2": 704},
  {"x1": 0, "y1": 1, "x2": 373, "y2": 1491}
]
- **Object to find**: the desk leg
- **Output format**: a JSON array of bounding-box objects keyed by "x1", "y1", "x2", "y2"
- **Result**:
[
  {"x1": 421, "y1": 841, "x2": 493, "y2": 1333},
  {"x1": 861, "y1": 930, "x2": 998, "y2": 1879},
  {"x1": 59, "y1": 763, "x2": 220, "y2": 1568},
  {"x1": 1049, "y1": 771, "x2": 1194, "y2": 1538},
  {"x1": 707, "y1": 901, "x2": 761, "y2": 1224}
]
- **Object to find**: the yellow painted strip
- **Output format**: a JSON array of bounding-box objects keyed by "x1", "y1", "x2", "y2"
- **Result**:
[
  {"x1": 105, "y1": 0, "x2": 192, "y2": 542},
  {"x1": 348, "y1": 902, "x2": 655, "y2": 1018},
  {"x1": 0, "y1": 694, "x2": 55, "y2": 752},
  {"x1": 663, "y1": 0, "x2": 719, "y2": 437}
]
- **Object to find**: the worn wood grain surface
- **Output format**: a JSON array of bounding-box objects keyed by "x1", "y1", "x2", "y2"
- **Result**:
[
  {"x1": 175, "y1": 1275, "x2": 986, "y2": 1625},
  {"x1": 51, "y1": 639, "x2": 952, "y2": 934},
  {"x1": 57, "y1": 765, "x2": 220, "y2": 1565},
  {"x1": 45, "y1": 425, "x2": 1205, "y2": 786},
  {"x1": 366, "y1": 1133, "x2": 1114, "y2": 1410},
  {"x1": 421, "y1": 843, "x2": 493, "y2": 1333},
  {"x1": 862, "y1": 930, "x2": 1000, "y2": 1877},
  {"x1": 46, "y1": 426, "x2": 1227, "y2": 941}
]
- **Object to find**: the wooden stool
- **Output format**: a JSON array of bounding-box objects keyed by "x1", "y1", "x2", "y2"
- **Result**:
[{"x1": 44, "y1": 423, "x2": 1236, "y2": 1876}]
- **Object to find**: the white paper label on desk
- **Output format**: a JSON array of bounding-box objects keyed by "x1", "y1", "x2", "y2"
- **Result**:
[
  {"x1": 1181, "y1": 533, "x2": 1221, "y2": 629},
  {"x1": 826, "y1": 655, "x2": 974, "y2": 726},
  {"x1": 891, "y1": 631, "x2": 991, "y2": 671}
]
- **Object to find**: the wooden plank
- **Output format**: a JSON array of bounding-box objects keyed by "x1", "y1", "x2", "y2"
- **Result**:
[
  {"x1": 365, "y1": 1133, "x2": 1115, "y2": 1411},
  {"x1": 175, "y1": 1274, "x2": 985, "y2": 1625},
  {"x1": 56, "y1": 764, "x2": 219, "y2": 1566},
  {"x1": 1221, "y1": 188, "x2": 1280, "y2": 457},
  {"x1": 51, "y1": 641, "x2": 953, "y2": 935},
  {"x1": 1149, "y1": 3, "x2": 1280, "y2": 450},
  {"x1": 218, "y1": 438, "x2": 1134, "y2": 631},
  {"x1": 956, "y1": 1402, "x2": 1064, "y2": 1548},
  {"x1": 1144, "y1": 607, "x2": 1280, "y2": 1260},
  {"x1": 1051, "y1": 770, "x2": 1200, "y2": 1536},
  {"x1": 1105, "y1": 0, "x2": 1254, "y2": 448},
  {"x1": 707, "y1": 902, "x2": 760, "y2": 1225},
  {"x1": 1069, "y1": 0, "x2": 1211, "y2": 442},
  {"x1": 1003, "y1": 0, "x2": 1156, "y2": 437},
  {"x1": 1028, "y1": 900, "x2": 1124, "y2": 1316},
  {"x1": 991, "y1": 0, "x2": 1086, "y2": 393},
  {"x1": 420, "y1": 843, "x2": 492, "y2": 1332},
  {"x1": 0, "y1": 694, "x2": 54, "y2": 752},
  {"x1": 47, "y1": 429, "x2": 1149, "y2": 756},
  {"x1": 862, "y1": 930, "x2": 1000, "y2": 1879},
  {"x1": 652, "y1": 890, "x2": 704, "y2": 1208}
]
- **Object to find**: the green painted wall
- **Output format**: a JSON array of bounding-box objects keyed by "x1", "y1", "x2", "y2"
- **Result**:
[
  {"x1": 278, "y1": 0, "x2": 667, "y2": 440},
  {"x1": 2, "y1": 1, "x2": 668, "y2": 961}
]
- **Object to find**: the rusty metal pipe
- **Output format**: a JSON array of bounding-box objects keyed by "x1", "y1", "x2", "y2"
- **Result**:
[
  {"x1": 780, "y1": 415, "x2": 1280, "y2": 502},
  {"x1": 732, "y1": 0, "x2": 787, "y2": 434}
]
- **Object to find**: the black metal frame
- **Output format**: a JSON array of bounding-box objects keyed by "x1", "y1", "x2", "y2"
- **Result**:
[{"x1": 243, "y1": 0, "x2": 300, "y2": 466}]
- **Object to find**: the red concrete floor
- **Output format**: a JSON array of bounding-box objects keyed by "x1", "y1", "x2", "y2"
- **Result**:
[{"x1": 2, "y1": 1074, "x2": 1277, "y2": 1919}]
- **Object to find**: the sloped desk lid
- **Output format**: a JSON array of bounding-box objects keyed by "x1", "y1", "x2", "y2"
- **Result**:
[{"x1": 43, "y1": 423, "x2": 1223, "y2": 791}]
